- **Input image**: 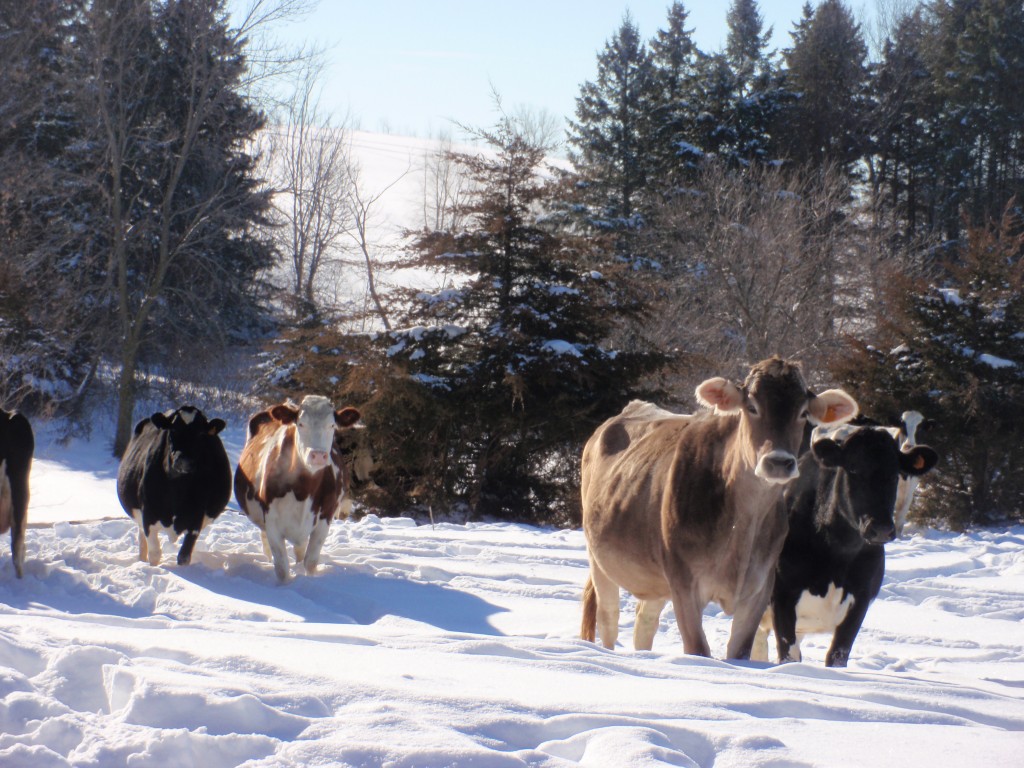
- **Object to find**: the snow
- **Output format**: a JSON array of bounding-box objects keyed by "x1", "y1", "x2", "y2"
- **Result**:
[
  {"x1": 978, "y1": 353, "x2": 1016, "y2": 369},
  {"x1": 2, "y1": 425, "x2": 1023, "y2": 767},
  {"x1": 541, "y1": 340, "x2": 584, "y2": 358}
]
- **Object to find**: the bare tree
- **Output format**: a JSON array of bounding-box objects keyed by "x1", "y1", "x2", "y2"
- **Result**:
[
  {"x1": 648, "y1": 160, "x2": 857, "y2": 388},
  {"x1": 80, "y1": 0, "x2": 291, "y2": 456},
  {"x1": 263, "y1": 62, "x2": 356, "y2": 322},
  {"x1": 348, "y1": 164, "x2": 411, "y2": 332},
  {"x1": 420, "y1": 130, "x2": 471, "y2": 233}
]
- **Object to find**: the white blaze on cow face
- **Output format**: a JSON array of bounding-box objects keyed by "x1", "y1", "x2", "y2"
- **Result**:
[{"x1": 293, "y1": 395, "x2": 337, "y2": 471}]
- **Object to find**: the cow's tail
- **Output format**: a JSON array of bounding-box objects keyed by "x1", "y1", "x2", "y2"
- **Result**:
[{"x1": 581, "y1": 574, "x2": 597, "y2": 643}]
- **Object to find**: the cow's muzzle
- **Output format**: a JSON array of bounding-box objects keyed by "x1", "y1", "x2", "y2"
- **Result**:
[
  {"x1": 305, "y1": 449, "x2": 331, "y2": 469},
  {"x1": 862, "y1": 520, "x2": 895, "y2": 545},
  {"x1": 755, "y1": 450, "x2": 799, "y2": 484}
]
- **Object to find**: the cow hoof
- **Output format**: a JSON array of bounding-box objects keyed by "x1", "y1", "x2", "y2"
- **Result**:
[{"x1": 177, "y1": 554, "x2": 192, "y2": 566}]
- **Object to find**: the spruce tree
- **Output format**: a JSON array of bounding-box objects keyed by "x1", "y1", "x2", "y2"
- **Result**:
[
  {"x1": 780, "y1": 0, "x2": 871, "y2": 173},
  {"x1": 691, "y1": 0, "x2": 788, "y2": 166},
  {"x1": 567, "y1": 13, "x2": 656, "y2": 251},
  {"x1": 371, "y1": 115, "x2": 663, "y2": 521},
  {"x1": 647, "y1": 2, "x2": 704, "y2": 195},
  {"x1": 832, "y1": 205, "x2": 1024, "y2": 527}
]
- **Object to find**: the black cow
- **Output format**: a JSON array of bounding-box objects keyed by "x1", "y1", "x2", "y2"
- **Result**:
[
  {"x1": 1, "y1": 408, "x2": 33, "y2": 578},
  {"x1": 117, "y1": 406, "x2": 231, "y2": 566},
  {"x1": 753, "y1": 425, "x2": 938, "y2": 667}
]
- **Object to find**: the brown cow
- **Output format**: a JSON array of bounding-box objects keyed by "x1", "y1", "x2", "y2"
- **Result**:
[
  {"x1": 580, "y1": 357, "x2": 858, "y2": 658},
  {"x1": 234, "y1": 395, "x2": 362, "y2": 582}
]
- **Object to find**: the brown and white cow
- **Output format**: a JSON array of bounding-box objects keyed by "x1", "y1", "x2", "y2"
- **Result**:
[
  {"x1": 234, "y1": 396, "x2": 361, "y2": 582},
  {"x1": 580, "y1": 357, "x2": 858, "y2": 658}
]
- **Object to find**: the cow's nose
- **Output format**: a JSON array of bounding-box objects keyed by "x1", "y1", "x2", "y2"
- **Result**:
[
  {"x1": 306, "y1": 449, "x2": 330, "y2": 468},
  {"x1": 864, "y1": 521, "x2": 895, "y2": 544},
  {"x1": 758, "y1": 450, "x2": 798, "y2": 482}
]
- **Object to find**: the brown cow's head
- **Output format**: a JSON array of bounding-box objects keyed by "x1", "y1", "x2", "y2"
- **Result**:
[
  {"x1": 269, "y1": 396, "x2": 361, "y2": 471},
  {"x1": 696, "y1": 357, "x2": 858, "y2": 485}
]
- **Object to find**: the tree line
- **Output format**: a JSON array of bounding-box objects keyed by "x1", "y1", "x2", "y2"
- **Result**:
[{"x1": 2, "y1": 0, "x2": 1022, "y2": 527}]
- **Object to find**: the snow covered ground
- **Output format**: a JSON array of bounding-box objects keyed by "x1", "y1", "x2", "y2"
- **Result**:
[{"x1": 2, "y1": 423, "x2": 1023, "y2": 767}]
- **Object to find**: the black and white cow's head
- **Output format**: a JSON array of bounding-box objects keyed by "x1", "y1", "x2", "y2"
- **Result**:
[
  {"x1": 811, "y1": 426, "x2": 938, "y2": 544},
  {"x1": 149, "y1": 405, "x2": 226, "y2": 479}
]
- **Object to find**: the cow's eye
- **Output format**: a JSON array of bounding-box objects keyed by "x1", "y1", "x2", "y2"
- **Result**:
[
  {"x1": 746, "y1": 403, "x2": 759, "y2": 416},
  {"x1": 800, "y1": 409, "x2": 810, "y2": 420}
]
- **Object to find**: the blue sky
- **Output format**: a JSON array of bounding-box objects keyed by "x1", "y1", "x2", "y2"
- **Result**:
[{"x1": 234, "y1": 1, "x2": 853, "y2": 138}]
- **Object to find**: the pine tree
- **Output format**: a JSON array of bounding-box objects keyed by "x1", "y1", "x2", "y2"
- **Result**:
[
  {"x1": 70, "y1": 0, "x2": 275, "y2": 454},
  {"x1": 869, "y1": 8, "x2": 938, "y2": 245},
  {"x1": 367, "y1": 115, "x2": 663, "y2": 522},
  {"x1": 567, "y1": 13, "x2": 656, "y2": 250},
  {"x1": 691, "y1": 0, "x2": 788, "y2": 166},
  {"x1": 780, "y1": 0, "x2": 871, "y2": 173},
  {"x1": 646, "y1": 2, "x2": 704, "y2": 195},
  {"x1": 925, "y1": 0, "x2": 1024, "y2": 239},
  {"x1": 832, "y1": 204, "x2": 1024, "y2": 527}
]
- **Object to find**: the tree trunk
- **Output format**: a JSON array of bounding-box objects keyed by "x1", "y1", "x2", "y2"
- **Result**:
[{"x1": 113, "y1": 341, "x2": 140, "y2": 457}]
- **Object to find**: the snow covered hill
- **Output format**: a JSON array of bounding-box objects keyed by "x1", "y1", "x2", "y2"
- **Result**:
[{"x1": 2, "y1": 425, "x2": 1023, "y2": 767}]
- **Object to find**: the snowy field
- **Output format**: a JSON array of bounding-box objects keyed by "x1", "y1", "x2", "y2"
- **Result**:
[{"x1": 2, "y1": 422, "x2": 1023, "y2": 768}]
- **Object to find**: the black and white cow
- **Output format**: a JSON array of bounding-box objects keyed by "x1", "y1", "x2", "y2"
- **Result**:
[
  {"x1": 752, "y1": 424, "x2": 938, "y2": 667},
  {"x1": 0, "y1": 408, "x2": 33, "y2": 578},
  {"x1": 117, "y1": 405, "x2": 232, "y2": 566},
  {"x1": 890, "y1": 411, "x2": 933, "y2": 536}
]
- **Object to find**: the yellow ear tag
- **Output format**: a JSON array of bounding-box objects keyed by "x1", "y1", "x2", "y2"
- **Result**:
[
  {"x1": 913, "y1": 455, "x2": 926, "y2": 470},
  {"x1": 824, "y1": 405, "x2": 838, "y2": 422}
]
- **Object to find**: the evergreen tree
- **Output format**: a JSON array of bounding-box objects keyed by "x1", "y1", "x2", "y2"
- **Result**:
[
  {"x1": 646, "y1": 2, "x2": 704, "y2": 194},
  {"x1": 567, "y1": 13, "x2": 656, "y2": 249},
  {"x1": 869, "y1": 7, "x2": 938, "y2": 246},
  {"x1": 691, "y1": 0, "x2": 788, "y2": 166},
  {"x1": 832, "y1": 205, "x2": 1024, "y2": 527},
  {"x1": 70, "y1": 0, "x2": 275, "y2": 453},
  {"x1": 925, "y1": 0, "x2": 1024, "y2": 239},
  {"x1": 368, "y1": 115, "x2": 663, "y2": 521},
  {"x1": 780, "y1": 0, "x2": 871, "y2": 173},
  {"x1": 0, "y1": 1, "x2": 93, "y2": 407}
]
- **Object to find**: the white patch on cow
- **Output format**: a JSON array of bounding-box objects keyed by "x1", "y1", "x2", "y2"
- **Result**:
[
  {"x1": 178, "y1": 408, "x2": 197, "y2": 425},
  {"x1": 901, "y1": 411, "x2": 923, "y2": 446},
  {"x1": 263, "y1": 491, "x2": 320, "y2": 582},
  {"x1": 795, "y1": 584, "x2": 855, "y2": 636}
]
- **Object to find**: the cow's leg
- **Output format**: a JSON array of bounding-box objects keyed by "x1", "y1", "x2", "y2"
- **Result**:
[
  {"x1": 750, "y1": 608, "x2": 773, "y2": 663},
  {"x1": 670, "y1": 584, "x2": 712, "y2": 657},
  {"x1": 8, "y1": 467, "x2": 28, "y2": 579},
  {"x1": 633, "y1": 598, "x2": 667, "y2": 651},
  {"x1": 772, "y1": 598, "x2": 800, "y2": 663},
  {"x1": 825, "y1": 597, "x2": 871, "y2": 668},
  {"x1": 177, "y1": 531, "x2": 199, "y2": 566},
  {"x1": 263, "y1": 518, "x2": 291, "y2": 583},
  {"x1": 727, "y1": 585, "x2": 776, "y2": 660},
  {"x1": 293, "y1": 539, "x2": 308, "y2": 564},
  {"x1": 130, "y1": 510, "x2": 149, "y2": 563},
  {"x1": 590, "y1": 563, "x2": 620, "y2": 650},
  {"x1": 302, "y1": 518, "x2": 330, "y2": 575},
  {"x1": 145, "y1": 524, "x2": 162, "y2": 566},
  {"x1": 259, "y1": 531, "x2": 273, "y2": 561}
]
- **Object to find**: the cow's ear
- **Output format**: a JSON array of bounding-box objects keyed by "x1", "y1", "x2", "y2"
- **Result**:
[
  {"x1": 335, "y1": 407, "x2": 361, "y2": 428},
  {"x1": 270, "y1": 404, "x2": 300, "y2": 424},
  {"x1": 811, "y1": 438, "x2": 844, "y2": 468},
  {"x1": 900, "y1": 445, "x2": 938, "y2": 476},
  {"x1": 207, "y1": 418, "x2": 226, "y2": 436},
  {"x1": 808, "y1": 389, "x2": 858, "y2": 425},
  {"x1": 150, "y1": 412, "x2": 173, "y2": 430},
  {"x1": 695, "y1": 377, "x2": 744, "y2": 414}
]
